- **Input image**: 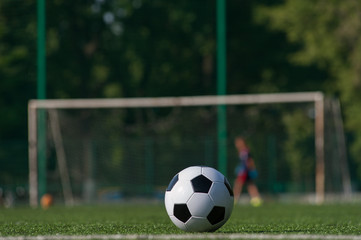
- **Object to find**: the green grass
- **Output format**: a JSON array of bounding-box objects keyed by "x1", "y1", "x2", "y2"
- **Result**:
[{"x1": 0, "y1": 203, "x2": 361, "y2": 236}]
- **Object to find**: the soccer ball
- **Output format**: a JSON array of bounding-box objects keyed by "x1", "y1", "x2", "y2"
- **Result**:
[{"x1": 164, "y1": 166, "x2": 234, "y2": 232}]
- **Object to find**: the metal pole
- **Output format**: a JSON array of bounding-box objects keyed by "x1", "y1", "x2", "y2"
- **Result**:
[
  {"x1": 332, "y1": 99, "x2": 352, "y2": 198},
  {"x1": 315, "y1": 97, "x2": 325, "y2": 204},
  {"x1": 28, "y1": 104, "x2": 38, "y2": 207},
  {"x1": 37, "y1": 0, "x2": 46, "y2": 98},
  {"x1": 37, "y1": 0, "x2": 47, "y2": 203},
  {"x1": 216, "y1": 0, "x2": 227, "y2": 176},
  {"x1": 49, "y1": 110, "x2": 74, "y2": 206}
]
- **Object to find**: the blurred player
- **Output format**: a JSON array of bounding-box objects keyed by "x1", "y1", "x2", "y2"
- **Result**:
[{"x1": 233, "y1": 136, "x2": 262, "y2": 206}]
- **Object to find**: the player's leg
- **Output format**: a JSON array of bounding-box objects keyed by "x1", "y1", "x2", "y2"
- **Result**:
[
  {"x1": 247, "y1": 183, "x2": 262, "y2": 207},
  {"x1": 233, "y1": 179, "x2": 243, "y2": 203},
  {"x1": 233, "y1": 172, "x2": 246, "y2": 203},
  {"x1": 247, "y1": 183, "x2": 260, "y2": 198}
]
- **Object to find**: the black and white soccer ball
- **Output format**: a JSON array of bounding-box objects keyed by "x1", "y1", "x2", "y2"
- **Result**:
[{"x1": 164, "y1": 166, "x2": 234, "y2": 232}]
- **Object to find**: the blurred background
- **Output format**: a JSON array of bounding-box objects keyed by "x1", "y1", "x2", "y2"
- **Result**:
[{"x1": 1, "y1": 0, "x2": 361, "y2": 206}]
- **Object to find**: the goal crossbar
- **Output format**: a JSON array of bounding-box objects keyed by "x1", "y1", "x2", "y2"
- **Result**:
[
  {"x1": 28, "y1": 92, "x2": 324, "y2": 109},
  {"x1": 28, "y1": 92, "x2": 325, "y2": 207}
]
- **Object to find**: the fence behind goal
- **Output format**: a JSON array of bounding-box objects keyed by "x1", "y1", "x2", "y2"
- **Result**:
[{"x1": 28, "y1": 93, "x2": 351, "y2": 206}]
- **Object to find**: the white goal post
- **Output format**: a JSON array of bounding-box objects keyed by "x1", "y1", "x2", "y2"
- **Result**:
[{"x1": 28, "y1": 92, "x2": 328, "y2": 207}]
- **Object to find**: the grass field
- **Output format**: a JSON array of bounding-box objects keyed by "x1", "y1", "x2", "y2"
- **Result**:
[{"x1": 1, "y1": 203, "x2": 361, "y2": 238}]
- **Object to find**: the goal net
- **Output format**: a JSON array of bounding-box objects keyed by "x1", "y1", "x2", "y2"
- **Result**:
[{"x1": 28, "y1": 92, "x2": 351, "y2": 206}]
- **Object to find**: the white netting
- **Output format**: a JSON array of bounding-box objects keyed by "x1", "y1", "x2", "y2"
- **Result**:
[{"x1": 29, "y1": 95, "x2": 350, "y2": 204}]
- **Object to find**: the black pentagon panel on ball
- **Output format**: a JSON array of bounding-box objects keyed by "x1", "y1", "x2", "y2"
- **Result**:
[
  {"x1": 166, "y1": 174, "x2": 179, "y2": 191},
  {"x1": 207, "y1": 206, "x2": 225, "y2": 225},
  {"x1": 224, "y1": 177, "x2": 234, "y2": 196},
  {"x1": 173, "y1": 204, "x2": 192, "y2": 223},
  {"x1": 191, "y1": 175, "x2": 212, "y2": 193}
]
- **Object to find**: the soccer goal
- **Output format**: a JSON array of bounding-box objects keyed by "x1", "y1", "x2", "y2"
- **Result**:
[{"x1": 28, "y1": 92, "x2": 351, "y2": 207}]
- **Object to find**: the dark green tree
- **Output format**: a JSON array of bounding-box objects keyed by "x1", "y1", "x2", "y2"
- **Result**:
[{"x1": 257, "y1": 0, "x2": 361, "y2": 179}]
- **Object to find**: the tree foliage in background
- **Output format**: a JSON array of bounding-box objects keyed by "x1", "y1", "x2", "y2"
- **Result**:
[
  {"x1": 0, "y1": 0, "x2": 361, "y2": 187},
  {"x1": 0, "y1": 1, "x2": 36, "y2": 185},
  {"x1": 46, "y1": 0, "x2": 216, "y2": 98},
  {"x1": 0, "y1": 0, "x2": 330, "y2": 138},
  {"x1": 257, "y1": 0, "x2": 361, "y2": 179},
  {"x1": 0, "y1": 0, "x2": 36, "y2": 139}
]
